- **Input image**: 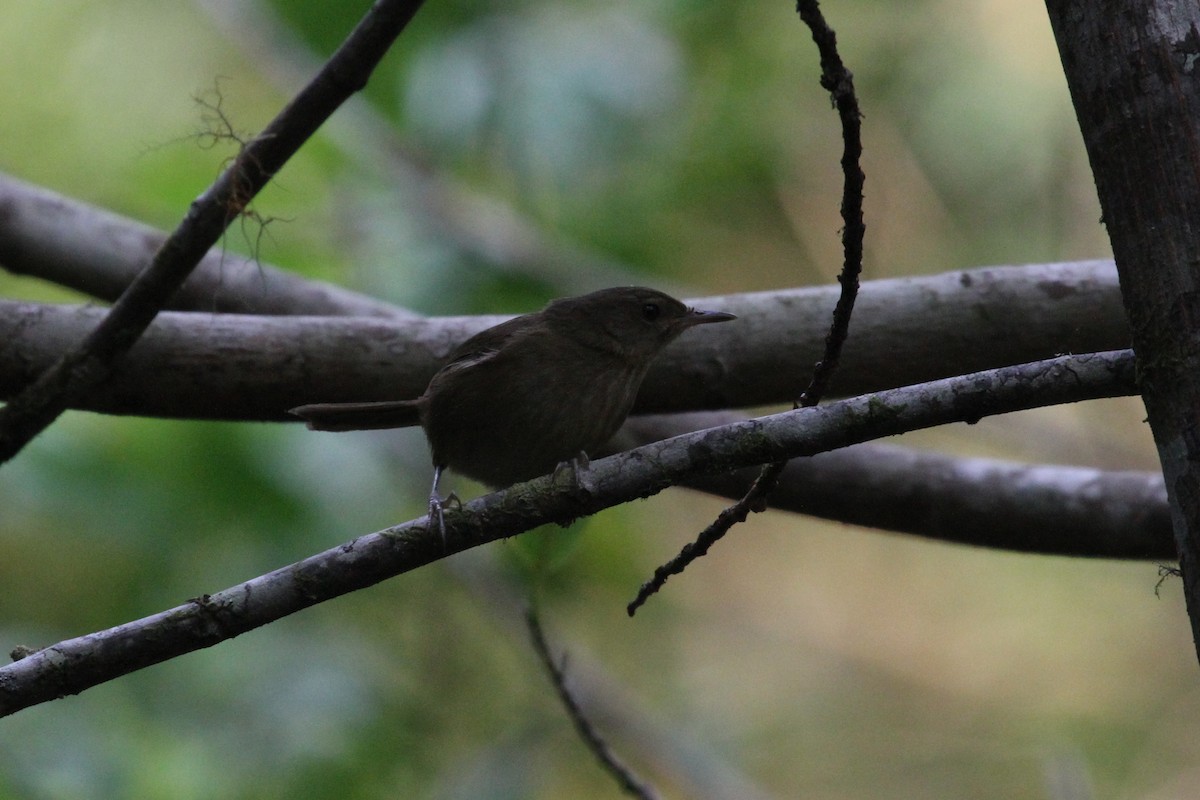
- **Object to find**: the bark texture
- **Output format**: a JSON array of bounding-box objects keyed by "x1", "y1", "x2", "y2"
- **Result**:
[{"x1": 1046, "y1": 0, "x2": 1200, "y2": 656}]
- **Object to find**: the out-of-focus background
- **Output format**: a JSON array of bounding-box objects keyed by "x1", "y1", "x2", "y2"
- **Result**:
[{"x1": 1, "y1": 1, "x2": 1193, "y2": 798}]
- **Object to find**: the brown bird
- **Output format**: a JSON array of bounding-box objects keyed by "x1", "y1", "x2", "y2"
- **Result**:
[{"x1": 291, "y1": 286, "x2": 735, "y2": 534}]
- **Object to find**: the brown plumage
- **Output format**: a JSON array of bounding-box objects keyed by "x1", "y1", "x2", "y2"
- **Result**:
[{"x1": 291, "y1": 287, "x2": 735, "y2": 529}]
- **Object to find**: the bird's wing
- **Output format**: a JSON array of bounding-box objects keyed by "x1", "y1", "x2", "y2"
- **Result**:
[{"x1": 440, "y1": 314, "x2": 537, "y2": 372}]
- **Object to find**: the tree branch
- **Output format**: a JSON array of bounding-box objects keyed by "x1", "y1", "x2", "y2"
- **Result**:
[
  {"x1": 0, "y1": 172, "x2": 413, "y2": 318},
  {"x1": 449, "y1": 552, "x2": 777, "y2": 800},
  {"x1": 0, "y1": 350, "x2": 1136, "y2": 716},
  {"x1": 0, "y1": 0, "x2": 428, "y2": 463},
  {"x1": 0, "y1": 261, "x2": 1131, "y2": 419},
  {"x1": 0, "y1": 173, "x2": 1155, "y2": 559},
  {"x1": 618, "y1": 416, "x2": 1171, "y2": 559}
]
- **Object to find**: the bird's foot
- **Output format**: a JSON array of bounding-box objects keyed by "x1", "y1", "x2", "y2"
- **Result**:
[
  {"x1": 552, "y1": 451, "x2": 595, "y2": 493},
  {"x1": 428, "y1": 491, "x2": 461, "y2": 549}
]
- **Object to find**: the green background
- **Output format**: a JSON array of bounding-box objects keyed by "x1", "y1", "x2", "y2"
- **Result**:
[{"x1": 1, "y1": 1, "x2": 1190, "y2": 798}]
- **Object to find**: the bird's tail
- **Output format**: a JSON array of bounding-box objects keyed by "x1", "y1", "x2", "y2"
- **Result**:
[{"x1": 289, "y1": 400, "x2": 421, "y2": 431}]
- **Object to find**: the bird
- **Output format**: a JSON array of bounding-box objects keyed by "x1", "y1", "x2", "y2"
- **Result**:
[{"x1": 290, "y1": 286, "x2": 736, "y2": 538}]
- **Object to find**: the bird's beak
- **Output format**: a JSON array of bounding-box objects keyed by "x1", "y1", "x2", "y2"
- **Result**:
[{"x1": 682, "y1": 308, "x2": 737, "y2": 327}]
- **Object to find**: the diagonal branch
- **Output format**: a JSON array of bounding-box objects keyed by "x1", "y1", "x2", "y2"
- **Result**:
[
  {"x1": 0, "y1": 349, "x2": 1136, "y2": 717},
  {"x1": 0, "y1": 0, "x2": 428, "y2": 463}
]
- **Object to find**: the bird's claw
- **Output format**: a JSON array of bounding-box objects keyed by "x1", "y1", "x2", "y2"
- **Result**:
[
  {"x1": 552, "y1": 451, "x2": 595, "y2": 493},
  {"x1": 428, "y1": 491, "x2": 460, "y2": 549}
]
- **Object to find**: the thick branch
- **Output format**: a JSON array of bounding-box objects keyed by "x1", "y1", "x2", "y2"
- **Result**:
[
  {"x1": 0, "y1": 261, "x2": 1130, "y2": 419},
  {"x1": 0, "y1": 172, "x2": 412, "y2": 318},
  {"x1": 0, "y1": 350, "x2": 1137, "y2": 716},
  {"x1": 618, "y1": 416, "x2": 1170, "y2": 559}
]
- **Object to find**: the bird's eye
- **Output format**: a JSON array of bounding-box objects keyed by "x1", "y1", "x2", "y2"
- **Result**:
[{"x1": 641, "y1": 302, "x2": 661, "y2": 321}]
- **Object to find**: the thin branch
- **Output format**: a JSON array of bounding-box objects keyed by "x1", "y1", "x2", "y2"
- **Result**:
[
  {"x1": 795, "y1": 0, "x2": 865, "y2": 408},
  {"x1": 0, "y1": 0, "x2": 428, "y2": 463},
  {"x1": 526, "y1": 610, "x2": 661, "y2": 800},
  {"x1": 0, "y1": 172, "x2": 412, "y2": 318},
  {"x1": 450, "y1": 554, "x2": 777, "y2": 800},
  {"x1": 630, "y1": 0, "x2": 866, "y2": 613},
  {"x1": 0, "y1": 349, "x2": 1136, "y2": 716}
]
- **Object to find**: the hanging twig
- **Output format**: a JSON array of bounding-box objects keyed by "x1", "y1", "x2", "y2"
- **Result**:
[
  {"x1": 526, "y1": 610, "x2": 661, "y2": 800},
  {"x1": 629, "y1": 0, "x2": 866, "y2": 615}
]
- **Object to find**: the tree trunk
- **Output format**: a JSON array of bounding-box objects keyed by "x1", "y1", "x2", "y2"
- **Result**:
[{"x1": 1046, "y1": 0, "x2": 1200, "y2": 659}]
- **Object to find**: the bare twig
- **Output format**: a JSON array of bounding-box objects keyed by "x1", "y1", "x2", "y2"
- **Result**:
[
  {"x1": 450, "y1": 554, "x2": 777, "y2": 800},
  {"x1": 526, "y1": 610, "x2": 661, "y2": 800},
  {"x1": 0, "y1": 0, "x2": 428, "y2": 463},
  {"x1": 0, "y1": 349, "x2": 1136, "y2": 716},
  {"x1": 630, "y1": 0, "x2": 866, "y2": 614},
  {"x1": 794, "y1": 0, "x2": 866, "y2": 407}
]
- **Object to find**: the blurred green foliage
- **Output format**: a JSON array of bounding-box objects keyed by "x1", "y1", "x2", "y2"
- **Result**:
[{"x1": 0, "y1": 0, "x2": 1193, "y2": 798}]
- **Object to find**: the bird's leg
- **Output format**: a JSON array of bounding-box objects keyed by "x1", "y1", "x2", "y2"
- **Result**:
[
  {"x1": 552, "y1": 451, "x2": 595, "y2": 493},
  {"x1": 427, "y1": 465, "x2": 459, "y2": 548},
  {"x1": 547, "y1": 452, "x2": 595, "y2": 529}
]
